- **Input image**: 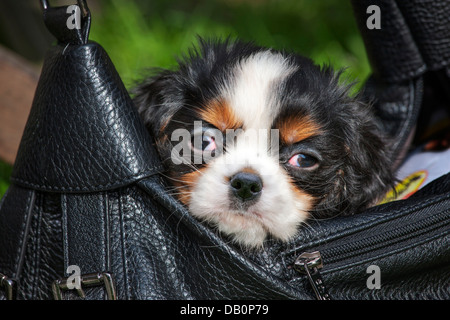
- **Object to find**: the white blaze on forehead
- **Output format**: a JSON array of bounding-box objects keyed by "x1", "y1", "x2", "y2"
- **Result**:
[{"x1": 222, "y1": 50, "x2": 297, "y2": 130}]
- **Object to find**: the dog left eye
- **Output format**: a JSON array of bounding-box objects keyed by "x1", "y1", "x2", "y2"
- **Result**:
[
  {"x1": 201, "y1": 136, "x2": 217, "y2": 151},
  {"x1": 191, "y1": 131, "x2": 219, "y2": 153},
  {"x1": 288, "y1": 153, "x2": 318, "y2": 169}
]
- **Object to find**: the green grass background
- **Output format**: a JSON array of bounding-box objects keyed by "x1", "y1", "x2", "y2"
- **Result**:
[{"x1": 0, "y1": 0, "x2": 370, "y2": 198}]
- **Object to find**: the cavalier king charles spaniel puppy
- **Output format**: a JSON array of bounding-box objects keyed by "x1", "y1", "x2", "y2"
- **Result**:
[{"x1": 133, "y1": 39, "x2": 394, "y2": 248}]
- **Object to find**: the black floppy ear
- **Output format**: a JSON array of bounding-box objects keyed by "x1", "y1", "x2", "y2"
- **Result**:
[
  {"x1": 337, "y1": 100, "x2": 395, "y2": 213},
  {"x1": 132, "y1": 70, "x2": 186, "y2": 168},
  {"x1": 132, "y1": 69, "x2": 177, "y2": 137}
]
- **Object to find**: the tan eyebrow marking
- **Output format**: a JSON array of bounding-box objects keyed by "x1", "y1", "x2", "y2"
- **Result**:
[
  {"x1": 199, "y1": 98, "x2": 243, "y2": 131},
  {"x1": 277, "y1": 114, "x2": 321, "y2": 144}
]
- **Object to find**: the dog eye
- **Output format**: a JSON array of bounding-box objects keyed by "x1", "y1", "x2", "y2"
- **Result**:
[
  {"x1": 190, "y1": 131, "x2": 219, "y2": 153},
  {"x1": 288, "y1": 153, "x2": 318, "y2": 169},
  {"x1": 201, "y1": 136, "x2": 217, "y2": 151}
]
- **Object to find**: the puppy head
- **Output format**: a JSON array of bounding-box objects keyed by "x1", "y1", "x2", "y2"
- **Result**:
[{"x1": 133, "y1": 39, "x2": 394, "y2": 248}]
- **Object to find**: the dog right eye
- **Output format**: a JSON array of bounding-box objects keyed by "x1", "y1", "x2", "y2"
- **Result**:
[
  {"x1": 196, "y1": 135, "x2": 217, "y2": 152},
  {"x1": 190, "y1": 128, "x2": 223, "y2": 155},
  {"x1": 288, "y1": 153, "x2": 319, "y2": 169}
]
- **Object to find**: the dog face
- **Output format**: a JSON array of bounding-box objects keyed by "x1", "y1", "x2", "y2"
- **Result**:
[{"x1": 134, "y1": 39, "x2": 394, "y2": 248}]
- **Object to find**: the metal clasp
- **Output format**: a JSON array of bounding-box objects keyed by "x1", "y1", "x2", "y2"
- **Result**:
[
  {"x1": 52, "y1": 272, "x2": 117, "y2": 300},
  {"x1": 0, "y1": 273, "x2": 16, "y2": 300}
]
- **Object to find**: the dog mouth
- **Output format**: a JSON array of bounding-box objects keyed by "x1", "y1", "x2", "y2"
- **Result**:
[
  {"x1": 248, "y1": 210, "x2": 263, "y2": 219},
  {"x1": 215, "y1": 208, "x2": 268, "y2": 237},
  {"x1": 230, "y1": 208, "x2": 263, "y2": 220},
  {"x1": 228, "y1": 195, "x2": 262, "y2": 215},
  {"x1": 227, "y1": 189, "x2": 266, "y2": 222}
]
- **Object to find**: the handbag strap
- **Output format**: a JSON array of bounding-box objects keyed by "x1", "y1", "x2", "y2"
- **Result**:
[
  {"x1": 10, "y1": 1, "x2": 163, "y2": 193},
  {"x1": 56, "y1": 193, "x2": 114, "y2": 300},
  {"x1": 0, "y1": 186, "x2": 35, "y2": 300},
  {"x1": 351, "y1": 0, "x2": 450, "y2": 166},
  {"x1": 42, "y1": 0, "x2": 91, "y2": 45},
  {"x1": 352, "y1": 0, "x2": 450, "y2": 83}
]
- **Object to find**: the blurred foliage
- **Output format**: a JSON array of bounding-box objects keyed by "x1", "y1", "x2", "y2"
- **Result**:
[
  {"x1": 0, "y1": 161, "x2": 12, "y2": 198},
  {"x1": 88, "y1": 0, "x2": 370, "y2": 91},
  {"x1": 0, "y1": 0, "x2": 370, "y2": 198}
]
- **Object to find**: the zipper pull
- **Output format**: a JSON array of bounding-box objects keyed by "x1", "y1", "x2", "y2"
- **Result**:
[{"x1": 294, "y1": 251, "x2": 331, "y2": 300}]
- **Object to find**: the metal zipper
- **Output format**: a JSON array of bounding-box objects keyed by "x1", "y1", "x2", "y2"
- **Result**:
[
  {"x1": 289, "y1": 206, "x2": 449, "y2": 269},
  {"x1": 0, "y1": 273, "x2": 16, "y2": 300},
  {"x1": 294, "y1": 251, "x2": 331, "y2": 300},
  {"x1": 291, "y1": 204, "x2": 449, "y2": 300},
  {"x1": 318, "y1": 208, "x2": 449, "y2": 267}
]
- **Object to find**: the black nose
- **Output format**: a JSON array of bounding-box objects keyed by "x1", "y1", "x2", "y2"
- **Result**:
[{"x1": 230, "y1": 172, "x2": 263, "y2": 202}]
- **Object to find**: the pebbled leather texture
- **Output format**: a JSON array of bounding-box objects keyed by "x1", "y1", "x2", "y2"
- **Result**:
[
  {"x1": 18, "y1": 192, "x2": 64, "y2": 300},
  {"x1": 0, "y1": 186, "x2": 35, "y2": 282},
  {"x1": 1, "y1": 0, "x2": 450, "y2": 300},
  {"x1": 351, "y1": 0, "x2": 450, "y2": 83},
  {"x1": 352, "y1": 0, "x2": 450, "y2": 165},
  {"x1": 10, "y1": 42, "x2": 162, "y2": 192},
  {"x1": 362, "y1": 77, "x2": 423, "y2": 166}
]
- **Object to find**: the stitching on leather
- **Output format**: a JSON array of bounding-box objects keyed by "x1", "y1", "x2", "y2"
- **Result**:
[
  {"x1": 31, "y1": 198, "x2": 43, "y2": 298},
  {"x1": 391, "y1": 81, "x2": 414, "y2": 155},
  {"x1": 100, "y1": 192, "x2": 107, "y2": 300},
  {"x1": 100, "y1": 192, "x2": 106, "y2": 271},
  {"x1": 10, "y1": 166, "x2": 164, "y2": 192},
  {"x1": 387, "y1": 64, "x2": 426, "y2": 83},
  {"x1": 13, "y1": 188, "x2": 35, "y2": 279},
  {"x1": 61, "y1": 195, "x2": 70, "y2": 272},
  {"x1": 118, "y1": 189, "x2": 131, "y2": 299}
]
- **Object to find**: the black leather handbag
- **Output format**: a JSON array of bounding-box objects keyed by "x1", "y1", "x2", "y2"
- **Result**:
[{"x1": 0, "y1": 0, "x2": 449, "y2": 300}]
